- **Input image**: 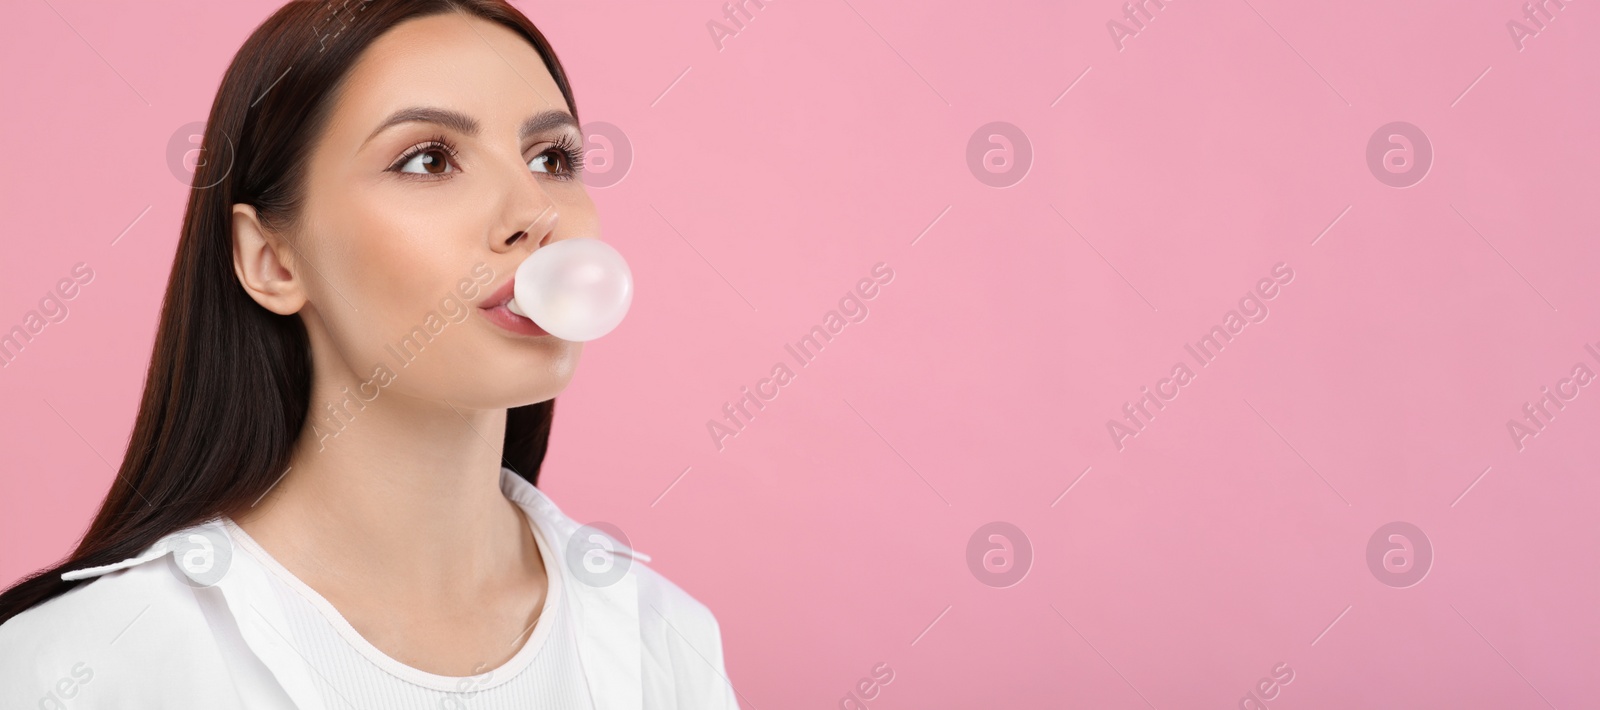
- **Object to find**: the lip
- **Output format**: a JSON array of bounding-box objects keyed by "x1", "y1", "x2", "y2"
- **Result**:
[{"x1": 478, "y1": 279, "x2": 550, "y2": 337}]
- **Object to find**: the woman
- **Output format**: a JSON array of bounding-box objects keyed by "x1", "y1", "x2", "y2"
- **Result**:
[{"x1": 0, "y1": 1, "x2": 738, "y2": 707}]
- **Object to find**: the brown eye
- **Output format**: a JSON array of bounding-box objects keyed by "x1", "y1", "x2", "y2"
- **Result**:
[
  {"x1": 529, "y1": 148, "x2": 568, "y2": 175},
  {"x1": 391, "y1": 138, "x2": 460, "y2": 177},
  {"x1": 398, "y1": 147, "x2": 455, "y2": 175},
  {"x1": 529, "y1": 135, "x2": 585, "y2": 179}
]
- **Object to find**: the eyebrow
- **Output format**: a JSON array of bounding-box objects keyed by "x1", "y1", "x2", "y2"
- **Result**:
[{"x1": 361, "y1": 107, "x2": 579, "y2": 150}]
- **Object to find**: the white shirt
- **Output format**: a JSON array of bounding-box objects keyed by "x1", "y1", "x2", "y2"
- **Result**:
[
  {"x1": 214, "y1": 502, "x2": 594, "y2": 708},
  {"x1": 0, "y1": 467, "x2": 741, "y2": 709}
]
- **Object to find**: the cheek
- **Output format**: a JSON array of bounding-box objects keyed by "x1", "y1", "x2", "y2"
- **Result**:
[
  {"x1": 300, "y1": 170, "x2": 596, "y2": 404},
  {"x1": 305, "y1": 200, "x2": 478, "y2": 370},
  {"x1": 331, "y1": 194, "x2": 468, "y2": 310},
  {"x1": 549, "y1": 183, "x2": 601, "y2": 236}
]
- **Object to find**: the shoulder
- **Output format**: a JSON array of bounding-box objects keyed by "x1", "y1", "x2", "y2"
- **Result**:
[
  {"x1": 509, "y1": 472, "x2": 727, "y2": 651},
  {"x1": 625, "y1": 556, "x2": 742, "y2": 709},
  {"x1": 631, "y1": 555, "x2": 723, "y2": 649},
  {"x1": 504, "y1": 470, "x2": 739, "y2": 707},
  {"x1": 0, "y1": 528, "x2": 246, "y2": 708}
]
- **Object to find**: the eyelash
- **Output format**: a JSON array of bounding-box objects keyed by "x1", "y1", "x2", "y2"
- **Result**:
[
  {"x1": 387, "y1": 133, "x2": 586, "y2": 181},
  {"x1": 546, "y1": 133, "x2": 587, "y2": 176}
]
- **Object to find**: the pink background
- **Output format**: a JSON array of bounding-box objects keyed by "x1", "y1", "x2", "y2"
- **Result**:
[{"x1": 4, "y1": 0, "x2": 1599, "y2": 707}]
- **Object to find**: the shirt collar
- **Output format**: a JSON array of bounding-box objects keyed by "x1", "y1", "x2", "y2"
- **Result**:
[
  {"x1": 61, "y1": 466, "x2": 650, "y2": 708},
  {"x1": 498, "y1": 466, "x2": 649, "y2": 708}
]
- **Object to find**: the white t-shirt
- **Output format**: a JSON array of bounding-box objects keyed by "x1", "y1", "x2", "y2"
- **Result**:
[
  {"x1": 219, "y1": 506, "x2": 595, "y2": 708},
  {"x1": 0, "y1": 466, "x2": 741, "y2": 709}
]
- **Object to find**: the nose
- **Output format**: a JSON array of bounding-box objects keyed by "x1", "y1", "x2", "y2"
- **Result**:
[
  {"x1": 497, "y1": 201, "x2": 559, "y2": 253},
  {"x1": 493, "y1": 158, "x2": 562, "y2": 254}
]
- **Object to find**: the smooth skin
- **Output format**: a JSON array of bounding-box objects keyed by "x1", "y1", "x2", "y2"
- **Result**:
[{"x1": 229, "y1": 11, "x2": 599, "y2": 677}]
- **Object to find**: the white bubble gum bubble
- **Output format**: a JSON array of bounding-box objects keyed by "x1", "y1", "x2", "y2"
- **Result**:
[{"x1": 510, "y1": 239, "x2": 633, "y2": 342}]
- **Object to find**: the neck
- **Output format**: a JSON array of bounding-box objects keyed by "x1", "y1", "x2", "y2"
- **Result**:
[{"x1": 233, "y1": 369, "x2": 535, "y2": 603}]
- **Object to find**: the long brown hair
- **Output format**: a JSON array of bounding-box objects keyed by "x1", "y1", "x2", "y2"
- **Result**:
[{"x1": 0, "y1": 0, "x2": 579, "y2": 626}]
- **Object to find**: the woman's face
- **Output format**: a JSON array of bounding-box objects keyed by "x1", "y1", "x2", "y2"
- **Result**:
[{"x1": 283, "y1": 12, "x2": 597, "y2": 410}]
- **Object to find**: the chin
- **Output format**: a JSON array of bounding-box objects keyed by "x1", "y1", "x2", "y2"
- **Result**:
[{"x1": 492, "y1": 371, "x2": 578, "y2": 409}]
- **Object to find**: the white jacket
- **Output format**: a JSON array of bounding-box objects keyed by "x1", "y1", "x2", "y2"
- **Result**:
[{"x1": 0, "y1": 467, "x2": 740, "y2": 709}]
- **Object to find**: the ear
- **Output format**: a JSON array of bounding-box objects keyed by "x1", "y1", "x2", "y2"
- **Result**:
[{"x1": 231, "y1": 203, "x2": 307, "y2": 316}]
